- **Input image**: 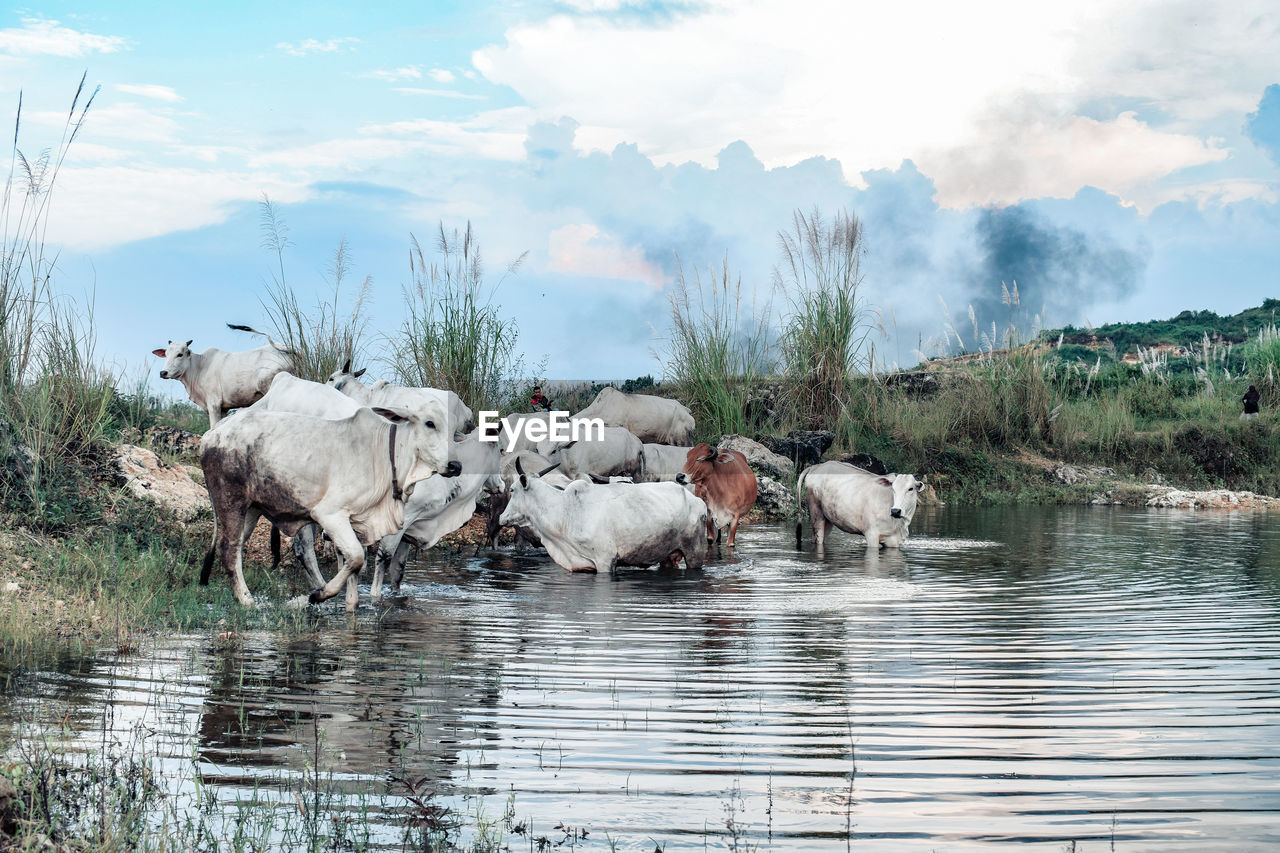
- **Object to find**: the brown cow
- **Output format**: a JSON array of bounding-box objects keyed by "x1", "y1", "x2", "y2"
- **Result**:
[{"x1": 675, "y1": 443, "x2": 758, "y2": 549}]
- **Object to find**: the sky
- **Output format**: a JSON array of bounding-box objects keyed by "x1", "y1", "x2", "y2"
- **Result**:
[{"x1": 2, "y1": 1, "x2": 1279, "y2": 386}]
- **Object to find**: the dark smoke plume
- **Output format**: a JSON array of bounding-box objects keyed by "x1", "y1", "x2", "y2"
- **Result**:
[{"x1": 965, "y1": 206, "x2": 1148, "y2": 346}]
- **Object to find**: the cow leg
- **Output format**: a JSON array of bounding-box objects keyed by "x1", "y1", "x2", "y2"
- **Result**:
[
  {"x1": 220, "y1": 507, "x2": 259, "y2": 607},
  {"x1": 206, "y1": 404, "x2": 223, "y2": 428},
  {"x1": 308, "y1": 515, "x2": 365, "y2": 609},
  {"x1": 726, "y1": 513, "x2": 742, "y2": 550},
  {"x1": 390, "y1": 540, "x2": 412, "y2": 592},
  {"x1": 291, "y1": 524, "x2": 326, "y2": 589},
  {"x1": 814, "y1": 513, "x2": 831, "y2": 553}
]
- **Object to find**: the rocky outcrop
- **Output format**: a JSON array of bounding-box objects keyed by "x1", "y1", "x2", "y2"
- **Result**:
[
  {"x1": 1054, "y1": 464, "x2": 1116, "y2": 485},
  {"x1": 838, "y1": 453, "x2": 888, "y2": 475},
  {"x1": 114, "y1": 444, "x2": 209, "y2": 520},
  {"x1": 1144, "y1": 486, "x2": 1278, "y2": 509},
  {"x1": 754, "y1": 474, "x2": 795, "y2": 519},
  {"x1": 884, "y1": 371, "x2": 940, "y2": 396},
  {"x1": 717, "y1": 434, "x2": 794, "y2": 479},
  {"x1": 758, "y1": 430, "x2": 834, "y2": 470}
]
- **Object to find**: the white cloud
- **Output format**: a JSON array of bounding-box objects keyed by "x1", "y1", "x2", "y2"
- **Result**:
[
  {"x1": 362, "y1": 65, "x2": 422, "y2": 81},
  {"x1": 0, "y1": 17, "x2": 126, "y2": 56},
  {"x1": 116, "y1": 83, "x2": 183, "y2": 102},
  {"x1": 29, "y1": 102, "x2": 181, "y2": 143},
  {"x1": 428, "y1": 68, "x2": 456, "y2": 83},
  {"x1": 47, "y1": 165, "x2": 309, "y2": 250},
  {"x1": 548, "y1": 223, "x2": 666, "y2": 288},
  {"x1": 472, "y1": 0, "x2": 1278, "y2": 206},
  {"x1": 921, "y1": 110, "x2": 1230, "y2": 209},
  {"x1": 276, "y1": 37, "x2": 359, "y2": 56},
  {"x1": 391, "y1": 87, "x2": 484, "y2": 100}
]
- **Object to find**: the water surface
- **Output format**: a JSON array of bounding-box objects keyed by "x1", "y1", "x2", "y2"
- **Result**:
[{"x1": 4, "y1": 505, "x2": 1280, "y2": 849}]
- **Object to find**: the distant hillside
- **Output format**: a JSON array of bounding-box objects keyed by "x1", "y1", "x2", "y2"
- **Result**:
[{"x1": 1048, "y1": 299, "x2": 1280, "y2": 355}]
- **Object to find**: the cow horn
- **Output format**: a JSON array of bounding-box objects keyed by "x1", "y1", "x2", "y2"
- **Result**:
[
  {"x1": 515, "y1": 456, "x2": 527, "y2": 489},
  {"x1": 589, "y1": 473, "x2": 608, "y2": 484},
  {"x1": 536, "y1": 462, "x2": 561, "y2": 477},
  {"x1": 560, "y1": 440, "x2": 578, "y2": 450},
  {"x1": 698, "y1": 450, "x2": 717, "y2": 462},
  {"x1": 185, "y1": 339, "x2": 193, "y2": 346},
  {"x1": 341, "y1": 358, "x2": 351, "y2": 373}
]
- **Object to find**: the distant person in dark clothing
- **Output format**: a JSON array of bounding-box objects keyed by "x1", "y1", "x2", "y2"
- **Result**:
[
  {"x1": 530, "y1": 385, "x2": 551, "y2": 412},
  {"x1": 1242, "y1": 384, "x2": 1260, "y2": 420}
]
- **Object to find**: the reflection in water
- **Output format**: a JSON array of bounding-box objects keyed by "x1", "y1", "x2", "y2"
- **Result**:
[{"x1": 3, "y1": 505, "x2": 1280, "y2": 849}]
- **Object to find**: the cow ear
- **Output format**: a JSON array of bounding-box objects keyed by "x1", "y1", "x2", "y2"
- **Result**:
[
  {"x1": 354, "y1": 368, "x2": 366, "y2": 378},
  {"x1": 877, "y1": 477, "x2": 892, "y2": 487},
  {"x1": 372, "y1": 407, "x2": 409, "y2": 424},
  {"x1": 152, "y1": 348, "x2": 166, "y2": 357},
  {"x1": 341, "y1": 359, "x2": 351, "y2": 373},
  {"x1": 716, "y1": 453, "x2": 733, "y2": 464}
]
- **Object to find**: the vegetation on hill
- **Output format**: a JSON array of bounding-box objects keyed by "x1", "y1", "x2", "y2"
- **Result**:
[{"x1": 1049, "y1": 298, "x2": 1280, "y2": 355}]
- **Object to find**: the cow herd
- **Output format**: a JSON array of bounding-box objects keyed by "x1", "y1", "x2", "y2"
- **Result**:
[{"x1": 153, "y1": 325, "x2": 924, "y2": 611}]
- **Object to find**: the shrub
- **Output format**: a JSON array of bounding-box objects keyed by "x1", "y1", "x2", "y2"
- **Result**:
[
  {"x1": 664, "y1": 256, "x2": 772, "y2": 437},
  {"x1": 388, "y1": 223, "x2": 530, "y2": 412}
]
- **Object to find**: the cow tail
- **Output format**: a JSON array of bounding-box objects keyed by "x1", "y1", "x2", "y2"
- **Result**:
[
  {"x1": 199, "y1": 546, "x2": 215, "y2": 586},
  {"x1": 226, "y1": 322, "x2": 291, "y2": 355},
  {"x1": 794, "y1": 467, "x2": 811, "y2": 548},
  {"x1": 270, "y1": 525, "x2": 282, "y2": 570}
]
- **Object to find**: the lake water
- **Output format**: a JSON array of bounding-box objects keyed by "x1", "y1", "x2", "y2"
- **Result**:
[{"x1": 3, "y1": 504, "x2": 1280, "y2": 850}]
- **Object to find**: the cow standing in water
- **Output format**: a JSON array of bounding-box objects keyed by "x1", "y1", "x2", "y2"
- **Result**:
[
  {"x1": 499, "y1": 459, "x2": 707, "y2": 573},
  {"x1": 199, "y1": 398, "x2": 459, "y2": 610},
  {"x1": 675, "y1": 443, "x2": 757, "y2": 550},
  {"x1": 796, "y1": 461, "x2": 923, "y2": 552},
  {"x1": 152, "y1": 324, "x2": 293, "y2": 427}
]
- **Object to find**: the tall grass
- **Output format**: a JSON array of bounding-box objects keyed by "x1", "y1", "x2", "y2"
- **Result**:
[
  {"x1": 1247, "y1": 324, "x2": 1280, "y2": 408},
  {"x1": 259, "y1": 196, "x2": 372, "y2": 382},
  {"x1": 665, "y1": 256, "x2": 773, "y2": 437},
  {"x1": 0, "y1": 78, "x2": 117, "y2": 524},
  {"x1": 775, "y1": 208, "x2": 874, "y2": 429},
  {"x1": 388, "y1": 222, "x2": 529, "y2": 412}
]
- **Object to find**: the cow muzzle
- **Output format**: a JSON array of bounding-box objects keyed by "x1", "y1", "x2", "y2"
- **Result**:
[
  {"x1": 443, "y1": 461, "x2": 463, "y2": 478},
  {"x1": 159, "y1": 370, "x2": 169, "y2": 379},
  {"x1": 675, "y1": 473, "x2": 688, "y2": 485},
  {"x1": 890, "y1": 507, "x2": 903, "y2": 519}
]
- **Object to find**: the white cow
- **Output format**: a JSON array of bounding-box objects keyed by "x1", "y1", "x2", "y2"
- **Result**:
[
  {"x1": 640, "y1": 443, "x2": 693, "y2": 482},
  {"x1": 535, "y1": 426, "x2": 644, "y2": 481},
  {"x1": 152, "y1": 324, "x2": 293, "y2": 427},
  {"x1": 796, "y1": 461, "x2": 923, "y2": 551},
  {"x1": 499, "y1": 460, "x2": 708, "y2": 573},
  {"x1": 326, "y1": 361, "x2": 475, "y2": 439},
  {"x1": 234, "y1": 373, "x2": 362, "y2": 589},
  {"x1": 370, "y1": 432, "x2": 504, "y2": 603},
  {"x1": 573, "y1": 386, "x2": 695, "y2": 445},
  {"x1": 199, "y1": 397, "x2": 458, "y2": 610}
]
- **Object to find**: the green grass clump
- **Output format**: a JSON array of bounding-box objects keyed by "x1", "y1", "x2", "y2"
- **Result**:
[
  {"x1": 389, "y1": 223, "x2": 531, "y2": 413},
  {"x1": 665, "y1": 257, "x2": 772, "y2": 439}
]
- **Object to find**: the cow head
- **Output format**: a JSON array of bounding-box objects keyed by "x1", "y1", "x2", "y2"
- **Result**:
[
  {"x1": 497, "y1": 457, "x2": 562, "y2": 529},
  {"x1": 878, "y1": 474, "x2": 923, "y2": 522},
  {"x1": 325, "y1": 359, "x2": 367, "y2": 392},
  {"x1": 677, "y1": 443, "x2": 729, "y2": 486},
  {"x1": 372, "y1": 398, "x2": 458, "y2": 487},
  {"x1": 152, "y1": 339, "x2": 194, "y2": 380}
]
